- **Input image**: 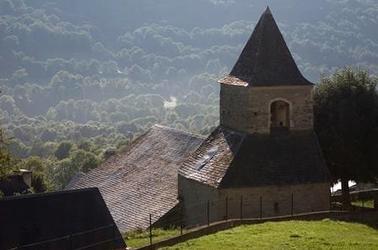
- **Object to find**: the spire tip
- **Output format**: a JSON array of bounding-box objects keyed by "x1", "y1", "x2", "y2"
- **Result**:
[{"x1": 265, "y1": 6, "x2": 272, "y2": 15}]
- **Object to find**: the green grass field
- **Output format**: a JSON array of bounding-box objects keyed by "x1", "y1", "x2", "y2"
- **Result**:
[
  {"x1": 158, "y1": 220, "x2": 378, "y2": 250},
  {"x1": 125, "y1": 228, "x2": 181, "y2": 248}
]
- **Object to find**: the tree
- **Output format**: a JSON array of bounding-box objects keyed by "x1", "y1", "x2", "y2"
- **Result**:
[
  {"x1": 77, "y1": 140, "x2": 93, "y2": 152},
  {"x1": 0, "y1": 129, "x2": 13, "y2": 178},
  {"x1": 51, "y1": 159, "x2": 78, "y2": 190},
  {"x1": 314, "y1": 67, "x2": 378, "y2": 208},
  {"x1": 31, "y1": 172, "x2": 48, "y2": 193},
  {"x1": 19, "y1": 156, "x2": 49, "y2": 192},
  {"x1": 54, "y1": 141, "x2": 73, "y2": 160},
  {"x1": 50, "y1": 150, "x2": 100, "y2": 190},
  {"x1": 70, "y1": 149, "x2": 100, "y2": 173}
]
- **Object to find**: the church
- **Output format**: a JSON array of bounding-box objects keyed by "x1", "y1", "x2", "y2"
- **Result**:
[
  {"x1": 67, "y1": 7, "x2": 330, "y2": 231},
  {"x1": 179, "y1": 7, "x2": 330, "y2": 225}
]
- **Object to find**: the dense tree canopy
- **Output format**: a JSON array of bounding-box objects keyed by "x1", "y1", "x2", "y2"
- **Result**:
[
  {"x1": 0, "y1": 129, "x2": 13, "y2": 178},
  {"x1": 0, "y1": 0, "x2": 378, "y2": 191},
  {"x1": 314, "y1": 68, "x2": 378, "y2": 207},
  {"x1": 54, "y1": 141, "x2": 73, "y2": 160}
]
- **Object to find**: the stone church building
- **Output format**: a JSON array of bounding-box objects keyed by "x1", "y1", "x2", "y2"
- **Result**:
[
  {"x1": 179, "y1": 7, "x2": 330, "y2": 225},
  {"x1": 68, "y1": 8, "x2": 330, "y2": 231}
]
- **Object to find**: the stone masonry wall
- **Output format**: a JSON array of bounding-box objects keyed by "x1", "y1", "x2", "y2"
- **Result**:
[
  {"x1": 178, "y1": 175, "x2": 220, "y2": 227},
  {"x1": 220, "y1": 85, "x2": 314, "y2": 134},
  {"x1": 217, "y1": 183, "x2": 330, "y2": 219},
  {"x1": 178, "y1": 175, "x2": 330, "y2": 227}
]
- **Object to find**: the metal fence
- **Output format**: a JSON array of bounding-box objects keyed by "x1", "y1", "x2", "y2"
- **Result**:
[
  {"x1": 136, "y1": 193, "x2": 322, "y2": 248},
  {"x1": 135, "y1": 193, "x2": 377, "y2": 248}
]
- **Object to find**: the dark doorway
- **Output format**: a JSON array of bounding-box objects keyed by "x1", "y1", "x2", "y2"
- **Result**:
[{"x1": 270, "y1": 100, "x2": 290, "y2": 129}]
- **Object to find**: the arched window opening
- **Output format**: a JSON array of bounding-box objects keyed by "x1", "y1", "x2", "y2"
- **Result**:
[{"x1": 270, "y1": 100, "x2": 290, "y2": 129}]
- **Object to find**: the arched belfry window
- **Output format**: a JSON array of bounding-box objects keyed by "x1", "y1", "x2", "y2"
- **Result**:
[{"x1": 270, "y1": 100, "x2": 290, "y2": 129}]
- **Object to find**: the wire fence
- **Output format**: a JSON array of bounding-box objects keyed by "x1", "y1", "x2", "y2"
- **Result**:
[
  {"x1": 135, "y1": 193, "x2": 376, "y2": 248},
  {"x1": 7, "y1": 224, "x2": 122, "y2": 250},
  {"x1": 179, "y1": 194, "x2": 296, "y2": 228},
  {"x1": 132, "y1": 194, "x2": 310, "y2": 248}
]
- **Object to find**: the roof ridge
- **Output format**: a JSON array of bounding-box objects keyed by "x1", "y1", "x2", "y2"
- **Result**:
[
  {"x1": 153, "y1": 124, "x2": 207, "y2": 139},
  {"x1": 0, "y1": 187, "x2": 99, "y2": 201}
]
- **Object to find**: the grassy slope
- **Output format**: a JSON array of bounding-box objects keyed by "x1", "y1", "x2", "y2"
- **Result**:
[
  {"x1": 160, "y1": 220, "x2": 378, "y2": 250},
  {"x1": 125, "y1": 228, "x2": 181, "y2": 249}
]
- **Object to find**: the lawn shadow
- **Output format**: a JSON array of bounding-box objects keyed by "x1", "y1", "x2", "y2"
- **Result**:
[{"x1": 330, "y1": 209, "x2": 378, "y2": 230}]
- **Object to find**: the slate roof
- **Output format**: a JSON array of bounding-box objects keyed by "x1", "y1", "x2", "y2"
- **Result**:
[
  {"x1": 218, "y1": 7, "x2": 313, "y2": 87},
  {"x1": 179, "y1": 126, "x2": 330, "y2": 189},
  {"x1": 66, "y1": 125, "x2": 204, "y2": 232},
  {"x1": 179, "y1": 127, "x2": 244, "y2": 187},
  {"x1": 0, "y1": 188, "x2": 125, "y2": 250}
]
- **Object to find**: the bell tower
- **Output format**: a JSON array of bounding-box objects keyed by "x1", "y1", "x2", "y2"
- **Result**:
[{"x1": 218, "y1": 7, "x2": 314, "y2": 134}]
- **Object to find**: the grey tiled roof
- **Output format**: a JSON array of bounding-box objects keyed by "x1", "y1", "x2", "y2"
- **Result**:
[
  {"x1": 66, "y1": 125, "x2": 204, "y2": 232},
  {"x1": 0, "y1": 188, "x2": 125, "y2": 250},
  {"x1": 179, "y1": 127, "x2": 244, "y2": 187},
  {"x1": 180, "y1": 126, "x2": 330, "y2": 188},
  {"x1": 218, "y1": 7, "x2": 313, "y2": 87}
]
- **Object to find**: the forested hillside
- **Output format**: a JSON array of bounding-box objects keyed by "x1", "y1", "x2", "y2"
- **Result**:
[{"x1": 1, "y1": 0, "x2": 377, "y2": 190}]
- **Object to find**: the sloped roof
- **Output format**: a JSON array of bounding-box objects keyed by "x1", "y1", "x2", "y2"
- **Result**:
[
  {"x1": 0, "y1": 188, "x2": 125, "y2": 250},
  {"x1": 179, "y1": 127, "x2": 244, "y2": 187},
  {"x1": 218, "y1": 7, "x2": 313, "y2": 87},
  {"x1": 179, "y1": 126, "x2": 330, "y2": 188},
  {"x1": 66, "y1": 125, "x2": 204, "y2": 232}
]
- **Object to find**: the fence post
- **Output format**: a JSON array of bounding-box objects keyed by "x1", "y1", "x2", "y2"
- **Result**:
[
  {"x1": 149, "y1": 214, "x2": 152, "y2": 246},
  {"x1": 207, "y1": 200, "x2": 210, "y2": 226},
  {"x1": 180, "y1": 204, "x2": 184, "y2": 235},
  {"x1": 291, "y1": 193, "x2": 294, "y2": 216},
  {"x1": 240, "y1": 196, "x2": 243, "y2": 220},
  {"x1": 225, "y1": 197, "x2": 229, "y2": 221},
  {"x1": 259, "y1": 196, "x2": 263, "y2": 219}
]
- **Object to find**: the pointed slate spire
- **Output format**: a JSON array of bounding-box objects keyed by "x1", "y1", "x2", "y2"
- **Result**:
[
  {"x1": 219, "y1": 7, "x2": 313, "y2": 86},
  {"x1": 265, "y1": 5, "x2": 272, "y2": 15}
]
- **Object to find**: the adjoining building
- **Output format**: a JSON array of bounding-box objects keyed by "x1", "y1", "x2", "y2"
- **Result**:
[
  {"x1": 0, "y1": 188, "x2": 126, "y2": 250},
  {"x1": 67, "y1": 125, "x2": 204, "y2": 232},
  {"x1": 67, "y1": 7, "x2": 330, "y2": 231}
]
